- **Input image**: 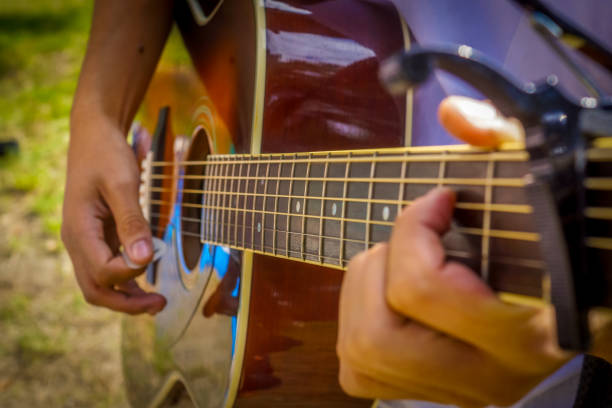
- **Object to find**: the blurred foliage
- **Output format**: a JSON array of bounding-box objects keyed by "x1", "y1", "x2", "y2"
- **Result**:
[{"x1": 0, "y1": 1, "x2": 193, "y2": 406}]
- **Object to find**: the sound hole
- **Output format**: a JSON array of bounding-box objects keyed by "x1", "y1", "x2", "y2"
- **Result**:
[{"x1": 181, "y1": 129, "x2": 209, "y2": 270}]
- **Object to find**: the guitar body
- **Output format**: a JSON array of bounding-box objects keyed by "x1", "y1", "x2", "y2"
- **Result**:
[{"x1": 123, "y1": 1, "x2": 414, "y2": 406}]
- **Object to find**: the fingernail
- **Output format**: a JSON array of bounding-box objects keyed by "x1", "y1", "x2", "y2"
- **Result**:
[{"x1": 131, "y1": 239, "x2": 151, "y2": 261}]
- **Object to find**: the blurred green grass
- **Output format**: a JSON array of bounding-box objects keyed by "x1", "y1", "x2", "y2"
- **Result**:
[
  {"x1": 0, "y1": 0, "x2": 91, "y2": 240},
  {"x1": 0, "y1": 2, "x2": 132, "y2": 407},
  {"x1": 0, "y1": 1, "x2": 193, "y2": 406}
]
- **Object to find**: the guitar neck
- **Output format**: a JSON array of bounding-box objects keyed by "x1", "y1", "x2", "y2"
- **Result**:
[{"x1": 147, "y1": 144, "x2": 612, "y2": 305}]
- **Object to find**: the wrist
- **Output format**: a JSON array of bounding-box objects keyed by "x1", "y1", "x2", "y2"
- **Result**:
[{"x1": 70, "y1": 102, "x2": 127, "y2": 142}]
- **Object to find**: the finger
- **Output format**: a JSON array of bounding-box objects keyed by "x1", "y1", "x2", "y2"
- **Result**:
[
  {"x1": 73, "y1": 213, "x2": 146, "y2": 287},
  {"x1": 338, "y1": 243, "x2": 403, "y2": 360},
  {"x1": 438, "y1": 96, "x2": 525, "y2": 147},
  {"x1": 101, "y1": 166, "x2": 153, "y2": 267},
  {"x1": 115, "y1": 279, "x2": 148, "y2": 296},
  {"x1": 80, "y1": 274, "x2": 166, "y2": 315},
  {"x1": 386, "y1": 187, "x2": 544, "y2": 355},
  {"x1": 338, "y1": 244, "x2": 485, "y2": 405},
  {"x1": 338, "y1": 237, "x2": 538, "y2": 405}
]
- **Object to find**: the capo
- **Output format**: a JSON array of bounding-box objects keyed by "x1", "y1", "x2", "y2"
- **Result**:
[{"x1": 380, "y1": 45, "x2": 611, "y2": 350}]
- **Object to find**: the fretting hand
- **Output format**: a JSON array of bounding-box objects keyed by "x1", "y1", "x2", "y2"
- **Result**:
[{"x1": 336, "y1": 96, "x2": 594, "y2": 407}]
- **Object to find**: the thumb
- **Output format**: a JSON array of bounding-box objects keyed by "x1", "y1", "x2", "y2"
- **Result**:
[
  {"x1": 438, "y1": 96, "x2": 525, "y2": 148},
  {"x1": 103, "y1": 177, "x2": 153, "y2": 267}
]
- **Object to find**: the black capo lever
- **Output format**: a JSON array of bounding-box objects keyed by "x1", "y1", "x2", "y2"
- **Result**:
[{"x1": 380, "y1": 46, "x2": 611, "y2": 351}]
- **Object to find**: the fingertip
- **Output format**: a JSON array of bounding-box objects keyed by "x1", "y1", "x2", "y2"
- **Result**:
[
  {"x1": 425, "y1": 186, "x2": 456, "y2": 205},
  {"x1": 127, "y1": 238, "x2": 153, "y2": 266},
  {"x1": 146, "y1": 294, "x2": 167, "y2": 315}
]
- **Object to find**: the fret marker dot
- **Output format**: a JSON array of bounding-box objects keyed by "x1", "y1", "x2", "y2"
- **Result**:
[
  {"x1": 257, "y1": 222, "x2": 261, "y2": 233},
  {"x1": 296, "y1": 201, "x2": 301, "y2": 213},
  {"x1": 382, "y1": 206, "x2": 390, "y2": 221},
  {"x1": 332, "y1": 203, "x2": 337, "y2": 216},
  {"x1": 260, "y1": 180, "x2": 264, "y2": 186}
]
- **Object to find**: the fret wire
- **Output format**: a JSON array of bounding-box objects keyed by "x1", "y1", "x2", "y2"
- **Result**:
[
  {"x1": 241, "y1": 161, "x2": 249, "y2": 248},
  {"x1": 481, "y1": 159, "x2": 495, "y2": 282},
  {"x1": 228, "y1": 158, "x2": 237, "y2": 246},
  {"x1": 287, "y1": 159, "x2": 296, "y2": 256},
  {"x1": 205, "y1": 161, "x2": 211, "y2": 242},
  {"x1": 200, "y1": 161, "x2": 207, "y2": 241},
  {"x1": 233, "y1": 159, "x2": 241, "y2": 247},
  {"x1": 211, "y1": 160, "x2": 217, "y2": 243},
  {"x1": 339, "y1": 154, "x2": 352, "y2": 264},
  {"x1": 273, "y1": 157, "x2": 282, "y2": 256},
  {"x1": 208, "y1": 161, "x2": 216, "y2": 242},
  {"x1": 437, "y1": 151, "x2": 447, "y2": 187},
  {"x1": 205, "y1": 159, "x2": 213, "y2": 242},
  {"x1": 221, "y1": 161, "x2": 230, "y2": 246},
  {"x1": 262, "y1": 160, "x2": 271, "y2": 251},
  {"x1": 397, "y1": 151, "x2": 408, "y2": 217},
  {"x1": 300, "y1": 156, "x2": 312, "y2": 260},
  {"x1": 154, "y1": 174, "x2": 526, "y2": 187},
  {"x1": 365, "y1": 153, "x2": 377, "y2": 251},
  {"x1": 149, "y1": 186, "x2": 533, "y2": 214},
  {"x1": 251, "y1": 159, "x2": 258, "y2": 250},
  {"x1": 319, "y1": 153, "x2": 331, "y2": 264},
  {"x1": 214, "y1": 160, "x2": 222, "y2": 244}
]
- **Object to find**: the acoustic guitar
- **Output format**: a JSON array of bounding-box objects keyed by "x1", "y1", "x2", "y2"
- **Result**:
[{"x1": 121, "y1": 0, "x2": 612, "y2": 407}]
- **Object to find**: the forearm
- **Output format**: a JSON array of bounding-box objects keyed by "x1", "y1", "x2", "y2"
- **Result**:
[{"x1": 71, "y1": 0, "x2": 175, "y2": 135}]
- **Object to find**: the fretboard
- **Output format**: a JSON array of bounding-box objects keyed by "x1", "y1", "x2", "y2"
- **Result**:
[{"x1": 147, "y1": 145, "x2": 612, "y2": 303}]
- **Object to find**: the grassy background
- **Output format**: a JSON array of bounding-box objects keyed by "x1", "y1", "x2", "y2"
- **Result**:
[{"x1": 0, "y1": 1, "x2": 189, "y2": 406}]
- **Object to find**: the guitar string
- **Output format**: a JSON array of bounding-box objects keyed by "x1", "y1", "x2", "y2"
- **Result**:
[
  {"x1": 148, "y1": 199, "x2": 539, "y2": 241},
  {"x1": 144, "y1": 150, "x2": 612, "y2": 250},
  {"x1": 145, "y1": 144, "x2": 612, "y2": 168},
  {"x1": 147, "y1": 194, "x2": 612, "y2": 232},
  {"x1": 147, "y1": 222, "x2": 545, "y2": 270},
  {"x1": 147, "y1": 150, "x2": 530, "y2": 167},
  {"x1": 149, "y1": 173, "x2": 612, "y2": 192},
  {"x1": 150, "y1": 174, "x2": 527, "y2": 187},
  {"x1": 150, "y1": 186, "x2": 534, "y2": 214},
  {"x1": 147, "y1": 198, "x2": 612, "y2": 251}
]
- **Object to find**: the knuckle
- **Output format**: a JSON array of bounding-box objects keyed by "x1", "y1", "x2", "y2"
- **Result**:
[
  {"x1": 343, "y1": 326, "x2": 382, "y2": 365},
  {"x1": 83, "y1": 289, "x2": 102, "y2": 307},
  {"x1": 338, "y1": 365, "x2": 367, "y2": 398},
  {"x1": 346, "y1": 251, "x2": 367, "y2": 274},
  {"x1": 104, "y1": 172, "x2": 138, "y2": 192},
  {"x1": 118, "y1": 212, "x2": 148, "y2": 237},
  {"x1": 386, "y1": 272, "x2": 433, "y2": 313}
]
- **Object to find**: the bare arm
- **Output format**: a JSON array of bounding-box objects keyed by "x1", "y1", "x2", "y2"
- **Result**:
[{"x1": 62, "y1": 0, "x2": 174, "y2": 314}]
